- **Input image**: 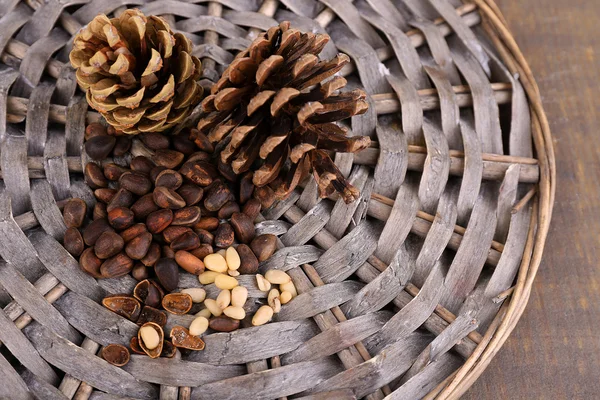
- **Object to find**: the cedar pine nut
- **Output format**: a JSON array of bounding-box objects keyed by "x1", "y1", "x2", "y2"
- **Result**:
[
  {"x1": 215, "y1": 274, "x2": 238, "y2": 290},
  {"x1": 196, "y1": 308, "x2": 212, "y2": 319},
  {"x1": 199, "y1": 271, "x2": 220, "y2": 284},
  {"x1": 256, "y1": 274, "x2": 271, "y2": 292},
  {"x1": 223, "y1": 306, "x2": 245, "y2": 320},
  {"x1": 252, "y1": 305, "x2": 274, "y2": 326},
  {"x1": 217, "y1": 289, "x2": 231, "y2": 309},
  {"x1": 189, "y1": 316, "x2": 209, "y2": 336},
  {"x1": 204, "y1": 299, "x2": 222, "y2": 316},
  {"x1": 225, "y1": 247, "x2": 241, "y2": 270},
  {"x1": 268, "y1": 288, "x2": 280, "y2": 308},
  {"x1": 264, "y1": 270, "x2": 291, "y2": 284},
  {"x1": 231, "y1": 286, "x2": 248, "y2": 307},
  {"x1": 204, "y1": 253, "x2": 228, "y2": 273},
  {"x1": 139, "y1": 325, "x2": 160, "y2": 350},
  {"x1": 280, "y1": 291, "x2": 293, "y2": 304},
  {"x1": 280, "y1": 281, "x2": 297, "y2": 297},
  {"x1": 181, "y1": 288, "x2": 206, "y2": 303}
]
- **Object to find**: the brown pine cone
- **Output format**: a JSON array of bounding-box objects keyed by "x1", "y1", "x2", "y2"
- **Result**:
[
  {"x1": 192, "y1": 21, "x2": 371, "y2": 203},
  {"x1": 70, "y1": 10, "x2": 203, "y2": 135}
]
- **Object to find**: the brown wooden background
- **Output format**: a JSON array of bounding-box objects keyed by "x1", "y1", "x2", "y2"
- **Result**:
[{"x1": 464, "y1": 0, "x2": 600, "y2": 398}]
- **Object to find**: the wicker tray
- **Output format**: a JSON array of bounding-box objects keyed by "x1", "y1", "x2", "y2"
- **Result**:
[{"x1": 0, "y1": 0, "x2": 555, "y2": 399}]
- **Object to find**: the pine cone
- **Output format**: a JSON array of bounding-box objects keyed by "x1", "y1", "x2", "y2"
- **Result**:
[
  {"x1": 70, "y1": 10, "x2": 203, "y2": 135},
  {"x1": 192, "y1": 21, "x2": 371, "y2": 203}
]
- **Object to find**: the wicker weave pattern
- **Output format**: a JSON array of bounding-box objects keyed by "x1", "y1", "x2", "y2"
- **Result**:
[{"x1": 0, "y1": 0, "x2": 554, "y2": 399}]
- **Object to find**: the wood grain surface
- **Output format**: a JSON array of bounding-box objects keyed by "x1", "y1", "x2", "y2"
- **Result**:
[{"x1": 464, "y1": 0, "x2": 600, "y2": 398}]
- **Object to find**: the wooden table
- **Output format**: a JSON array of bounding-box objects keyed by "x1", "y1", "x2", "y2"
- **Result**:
[{"x1": 464, "y1": 0, "x2": 600, "y2": 398}]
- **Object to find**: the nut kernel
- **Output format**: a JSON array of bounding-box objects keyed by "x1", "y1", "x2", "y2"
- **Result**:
[
  {"x1": 139, "y1": 325, "x2": 160, "y2": 350},
  {"x1": 203, "y1": 299, "x2": 222, "y2": 316},
  {"x1": 280, "y1": 291, "x2": 293, "y2": 304},
  {"x1": 265, "y1": 270, "x2": 291, "y2": 284},
  {"x1": 189, "y1": 316, "x2": 209, "y2": 336},
  {"x1": 181, "y1": 288, "x2": 206, "y2": 303},
  {"x1": 199, "y1": 271, "x2": 220, "y2": 284},
  {"x1": 217, "y1": 289, "x2": 231, "y2": 309},
  {"x1": 215, "y1": 274, "x2": 239, "y2": 290},
  {"x1": 204, "y1": 253, "x2": 228, "y2": 273},
  {"x1": 280, "y1": 281, "x2": 298, "y2": 297},
  {"x1": 256, "y1": 274, "x2": 271, "y2": 292},
  {"x1": 223, "y1": 306, "x2": 246, "y2": 320},
  {"x1": 231, "y1": 286, "x2": 248, "y2": 307},
  {"x1": 252, "y1": 305, "x2": 274, "y2": 326},
  {"x1": 225, "y1": 247, "x2": 241, "y2": 270}
]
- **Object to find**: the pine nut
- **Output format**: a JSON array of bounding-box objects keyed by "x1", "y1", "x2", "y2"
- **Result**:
[
  {"x1": 139, "y1": 325, "x2": 160, "y2": 350},
  {"x1": 204, "y1": 253, "x2": 228, "y2": 273},
  {"x1": 189, "y1": 316, "x2": 209, "y2": 336},
  {"x1": 252, "y1": 305, "x2": 274, "y2": 326},
  {"x1": 217, "y1": 249, "x2": 227, "y2": 257},
  {"x1": 228, "y1": 269, "x2": 240, "y2": 277},
  {"x1": 272, "y1": 297, "x2": 281, "y2": 313},
  {"x1": 256, "y1": 274, "x2": 271, "y2": 292},
  {"x1": 215, "y1": 274, "x2": 239, "y2": 290},
  {"x1": 265, "y1": 270, "x2": 291, "y2": 284},
  {"x1": 181, "y1": 288, "x2": 206, "y2": 303},
  {"x1": 196, "y1": 308, "x2": 212, "y2": 319},
  {"x1": 280, "y1": 281, "x2": 297, "y2": 297},
  {"x1": 223, "y1": 306, "x2": 246, "y2": 320},
  {"x1": 280, "y1": 291, "x2": 293, "y2": 304},
  {"x1": 225, "y1": 247, "x2": 241, "y2": 270},
  {"x1": 199, "y1": 271, "x2": 220, "y2": 284},
  {"x1": 268, "y1": 288, "x2": 280, "y2": 308},
  {"x1": 231, "y1": 286, "x2": 248, "y2": 307},
  {"x1": 204, "y1": 299, "x2": 222, "y2": 316},
  {"x1": 217, "y1": 289, "x2": 231, "y2": 309}
]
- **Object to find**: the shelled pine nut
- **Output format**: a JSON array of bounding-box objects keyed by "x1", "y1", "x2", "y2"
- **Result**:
[
  {"x1": 252, "y1": 305, "x2": 274, "y2": 326},
  {"x1": 256, "y1": 274, "x2": 271, "y2": 292},
  {"x1": 189, "y1": 316, "x2": 209, "y2": 336},
  {"x1": 265, "y1": 270, "x2": 291, "y2": 285},
  {"x1": 181, "y1": 288, "x2": 206, "y2": 303},
  {"x1": 216, "y1": 289, "x2": 231, "y2": 309},
  {"x1": 203, "y1": 299, "x2": 222, "y2": 317},
  {"x1": 223, "y1": 306, "x2": 245, "y2": 320},
  {"x1": 231, "y1": 286, "x2": 248, "y2": 307}
]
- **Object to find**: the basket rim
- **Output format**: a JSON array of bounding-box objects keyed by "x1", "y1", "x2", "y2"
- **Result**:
[{"x1": 431, "y1": 0, "x2": 556, "y2": 398}]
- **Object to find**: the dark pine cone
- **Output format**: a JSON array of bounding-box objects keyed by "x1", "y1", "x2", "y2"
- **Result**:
[{"x1": 192, "y1": 21, "x2": 371, "y2": 203}]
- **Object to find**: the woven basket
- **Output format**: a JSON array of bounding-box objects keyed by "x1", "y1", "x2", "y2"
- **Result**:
[{"x1": 0, "y1": 0, "x2": 555, "y2": 398}]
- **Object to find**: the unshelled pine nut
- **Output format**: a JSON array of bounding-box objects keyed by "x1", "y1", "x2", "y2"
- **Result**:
[
  {"x1": 196, "y1": 308, "x2": 212, "y2": 319},
  {"x1": 181, "y1": 288, "x2": 206, "y2": 303},
  {"x1": 272, "y1": 297, "x2": 281, "y2": 313},
  {"x1": 204, "y1": 253, "x2": 228, "y2": 273},
  {"x1": 256, "y1": 274, "x2": 271, "y2": 292},
  {"x1": 189, "y1": 316, "x2": 209, "y2": 336},
  {"x1": 268, "y1": 288, "x2": 280, "y2": 308},
  {"x1": 217, "y1": 289, "x2": 231, "y2": 309},
  {"x1": 199, "y1": 271, "x2": 220, "y2": 284},
  {"x1": 225, "y1": 247, "x2": 241, "y2": 270},
  {"x1": 231, "y1": 286, "x2": 248, "y2": 307},
  {"x1": 228, "y1": 269, "x2": 240, "y2": 277},
  {"x1": 252, "y1": 305, "x2": 274, "y2": 326},
  {"x1": 204, "y1": 299, "x2": 222, "y2": 316},
  {"x1": 139, "y1": 325, "x2": 160, "y2": 350},
  {"x1": 280, "y1": 291, "x2": 293, "y2": 304},
  {"x1": 280, "y1": 281, "x2": 297, "y2": 297},
  {"x1": 215, "y1": 274, "x2": 238, "y2": 290},
  {"x1": 223, "y1": 306, "x2": 246, "y2": 320},
  {"x1": 264, "y1": 270, "x2": 291, "y2": 284}
]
